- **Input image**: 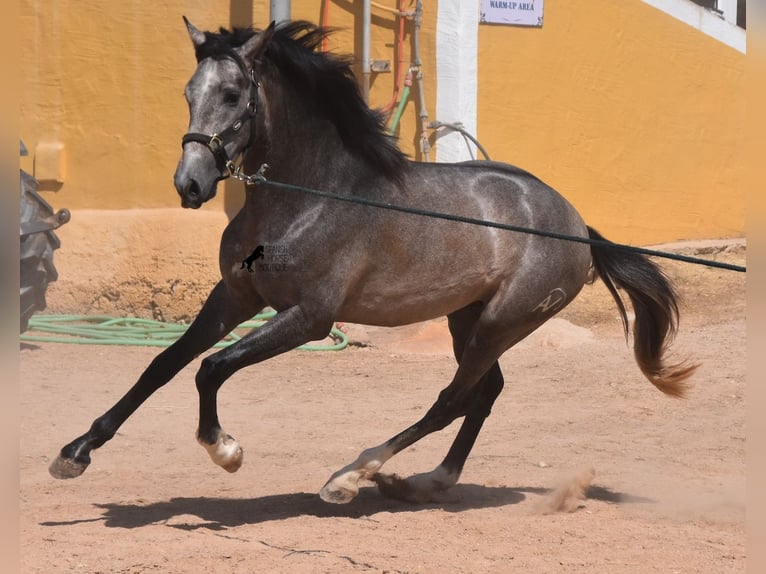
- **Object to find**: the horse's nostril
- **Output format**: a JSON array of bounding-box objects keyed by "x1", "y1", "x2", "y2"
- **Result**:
[{"x1": 187, "y1": 179, "x2": 201, "y2": 198}]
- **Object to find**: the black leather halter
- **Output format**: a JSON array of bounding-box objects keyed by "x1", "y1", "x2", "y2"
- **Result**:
[{"x1": 181, "y1": 52, "x2": 260, "y2": 178}]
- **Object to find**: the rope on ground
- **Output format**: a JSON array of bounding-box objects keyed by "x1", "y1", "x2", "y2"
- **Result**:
[
  {"x1": 20, "y1": 312, "x2": 349, "y2": 351},
  {"x1": 250, "y1": 172, "x2": 745, "y2": 273}
]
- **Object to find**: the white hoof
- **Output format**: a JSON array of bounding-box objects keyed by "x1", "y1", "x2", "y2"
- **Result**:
[
  {"x1": 319, "y1": 444, "x2": 393, "y2": 504},
  {"x1": 199, "y1": 432, "x2": 243, "y2": 473},
  {"x1": 320, "y1": 471, "x2": 362, "y2": 504}
]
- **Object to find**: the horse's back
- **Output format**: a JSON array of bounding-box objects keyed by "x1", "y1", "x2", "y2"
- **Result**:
[
  {"x1": 405, "y1": 159, "x2": 588, "y2": 244},
  {"x1": 419, "y1": 159, "x2": 591, "y2": 280}
]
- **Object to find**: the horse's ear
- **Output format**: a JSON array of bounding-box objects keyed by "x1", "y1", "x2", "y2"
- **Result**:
[
  {"x1": 183, "y1": 16, "x2": 206, "y2": 49},
  {"x1": 239, "y1": 21, "x2": 276, "y2": 64}
]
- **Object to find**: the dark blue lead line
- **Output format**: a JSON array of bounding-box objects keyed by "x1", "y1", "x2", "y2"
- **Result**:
[{"x1": 253, "y1": 177, "x2": 746, "y2": 273}]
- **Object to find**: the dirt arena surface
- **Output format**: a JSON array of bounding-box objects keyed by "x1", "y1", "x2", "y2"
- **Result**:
[{"x1": 20, "y1": 242, "x2": 745, "y2": 573}]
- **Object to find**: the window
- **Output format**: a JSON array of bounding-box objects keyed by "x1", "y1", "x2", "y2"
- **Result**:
[
  {"x1": 688, "y1": 0, "x2": 746, "y2": 29},
  {"x1": 642, "y1": 0, "x2": 746, "y2": 52}
]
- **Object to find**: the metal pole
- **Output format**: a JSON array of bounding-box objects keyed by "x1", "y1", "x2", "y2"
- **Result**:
[
  {"x1": 362, "y1": 0, "x2": 371, "y2": 103},
  {"x1": 412, "y1": 1, "x2": 430, "y2": 161},
  {"x1": 270, "y1": 0, "x2": 291, "y2": 23}
]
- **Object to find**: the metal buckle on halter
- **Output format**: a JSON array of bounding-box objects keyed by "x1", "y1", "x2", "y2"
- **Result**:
[
  {"x1": 208, "y1": 134, "x2": 224, "y2": 151},
  {"x1": 225, "y1": 159, "x2": 238, "y2": 176}
]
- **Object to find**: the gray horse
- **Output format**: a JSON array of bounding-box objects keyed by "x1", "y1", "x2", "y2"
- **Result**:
[{"x1": 50, "y1": 20, "x2": 696, "y2": 504}]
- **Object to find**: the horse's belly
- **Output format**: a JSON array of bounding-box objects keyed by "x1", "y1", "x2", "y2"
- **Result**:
[{"x1": 335, "y1": 268, "x2": 497, "y2": 327}]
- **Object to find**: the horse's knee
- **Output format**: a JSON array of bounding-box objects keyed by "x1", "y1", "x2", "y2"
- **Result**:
[{"x1": 196, "y1": 355, "x2": 226, "y2": 393}]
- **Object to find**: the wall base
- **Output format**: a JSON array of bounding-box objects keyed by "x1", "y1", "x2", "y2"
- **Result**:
[{"x1": 44, "y1": 209, "x2": 228, "y2": 323}]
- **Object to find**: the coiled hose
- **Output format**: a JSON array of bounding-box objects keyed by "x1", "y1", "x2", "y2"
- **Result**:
[{"x1": 20, "y1": 311, "x2": 348, "y2": 351}]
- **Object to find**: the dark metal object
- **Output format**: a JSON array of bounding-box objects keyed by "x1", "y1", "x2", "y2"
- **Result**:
[{"x1": 19, "y1": 140, "x2": 69, "y2": 332}]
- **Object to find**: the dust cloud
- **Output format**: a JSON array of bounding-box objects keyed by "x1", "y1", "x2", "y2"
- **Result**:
[{"x1": 535, "y1": 466, "x2": 597, "y2": 514}]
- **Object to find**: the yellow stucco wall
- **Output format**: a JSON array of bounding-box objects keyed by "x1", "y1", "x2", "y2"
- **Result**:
[
  {"x1": 477, "y1": 0, "x2": 745, "y2": 243},
  {"x1": 18, "y1": 0, "x2": 434, "y2": 211},
  {"x1": 20, "y1": 0, "x2": 744, "y2": 244}
]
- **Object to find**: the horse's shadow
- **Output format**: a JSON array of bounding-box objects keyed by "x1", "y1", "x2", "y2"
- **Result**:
[{"x1": 41, "y1": 484, "x2": 653, "y2": 530}]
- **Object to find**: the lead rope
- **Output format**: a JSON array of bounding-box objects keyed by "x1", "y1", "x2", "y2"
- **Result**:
[{"x1": 233, "y1": 162, "x2": 745, "y2": 273}]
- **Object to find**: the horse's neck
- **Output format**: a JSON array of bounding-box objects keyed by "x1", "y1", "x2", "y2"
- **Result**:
[{"x1": 258, "y1": 125, "x2": 364, "y2": 188}]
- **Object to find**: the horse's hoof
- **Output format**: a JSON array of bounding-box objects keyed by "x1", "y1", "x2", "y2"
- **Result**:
[
  {"x1": 372, "y1": 472, "x2": 423, "y2": 502},
  {"x1": 319, "y1": 473, "x2": 359, "y2": 504},
  {"x1": 49, "y1": 454, "x2": 89, "y2": 479},
  {"x1": 372, "y1": 472, "x2": 453, "y2": 503},
  {"x1": 319, "y1": 480, "x2": 358, "y2": 504},
  {"x1": 200, "y1": 432, "x2": 244, "y2": 473},
  {"x1": 220, "y1": 446, "x2": 244, "y2": 473}
]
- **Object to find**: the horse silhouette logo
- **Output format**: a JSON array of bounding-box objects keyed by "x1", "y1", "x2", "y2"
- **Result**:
[{"x1": 240, "y1": 245, "x2": 265, "y2": 272}]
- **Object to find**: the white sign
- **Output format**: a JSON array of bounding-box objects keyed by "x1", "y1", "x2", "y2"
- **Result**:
[{"x1": 480, "y1": 0, "x2": 544, "y2": 27}]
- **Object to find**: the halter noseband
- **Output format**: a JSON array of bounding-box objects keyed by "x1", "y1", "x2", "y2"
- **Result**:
[{"x1": 181, "y1": 52, "x2": 260, "y2": 178}]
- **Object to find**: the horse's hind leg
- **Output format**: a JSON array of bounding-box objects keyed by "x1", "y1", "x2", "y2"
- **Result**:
[
  {"x1": 372, "y1": 364, "x2": 504, "y2": 502},
  {"x1": 374, "y1": 305, "x2": 505, "y2": 502},
  {"x1": 320, "y1": 304, "x2": 507, "y2": 504},
  {"x1": 49, "y1": 281, "x2": 258, "y2": 479}
]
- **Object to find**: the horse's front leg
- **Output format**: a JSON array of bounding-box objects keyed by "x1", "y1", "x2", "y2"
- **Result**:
[
  {"x1": 49, "y1": 281, "x2": 258, "y2": 479},
  {"x1": 193, "y1": 304, "x2": 334, "y2": 473}
]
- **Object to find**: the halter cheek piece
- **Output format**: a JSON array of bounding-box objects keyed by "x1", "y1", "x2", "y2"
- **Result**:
[{"x1": 181, "y1": 52, "x2": 260, "y2": 179}]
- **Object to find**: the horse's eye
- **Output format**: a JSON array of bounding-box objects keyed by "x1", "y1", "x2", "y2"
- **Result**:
[{"x1": 223, "y1": 91, "x2": 240, "y2": 106}]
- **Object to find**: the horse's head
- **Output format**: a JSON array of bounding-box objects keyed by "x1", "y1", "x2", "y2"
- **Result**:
[{"x1": 174, "y1": 18, "x2": 274, "y2": 209}]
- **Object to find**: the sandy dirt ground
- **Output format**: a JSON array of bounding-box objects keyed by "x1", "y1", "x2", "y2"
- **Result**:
[{"x1": 20, "y1": 243, "x2": 745, "y2": 573}]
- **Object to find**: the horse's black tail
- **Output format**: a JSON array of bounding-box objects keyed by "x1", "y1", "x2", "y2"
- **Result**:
[{"x1": 587, "y1": 226, "x2": 698, "y2": 397}]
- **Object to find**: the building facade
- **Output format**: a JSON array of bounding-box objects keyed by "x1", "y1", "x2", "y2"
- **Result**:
[{"x1": 19, "y1": 0, "x2": 746, "y2": 317}]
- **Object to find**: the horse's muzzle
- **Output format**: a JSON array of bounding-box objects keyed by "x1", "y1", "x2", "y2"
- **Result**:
[
  {"x1": 174, "y1": 162, "x2": 219, "y2": 209},
  {"x1": 178, "y1": 178, "x2": 204, "y2": 209}
]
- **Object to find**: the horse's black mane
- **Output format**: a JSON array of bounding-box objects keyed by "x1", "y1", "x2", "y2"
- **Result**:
[{"x1": 197, "y1": 21, "x2": 408, "y2": 180}]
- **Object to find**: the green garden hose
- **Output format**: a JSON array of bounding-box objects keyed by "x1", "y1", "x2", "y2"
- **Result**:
[
  {"x1": 20, "y1": 311, "x2": 348, "y2": 351},
  {"x1": 387, "y1": 84, "x2": 411, "y2": 135}
]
